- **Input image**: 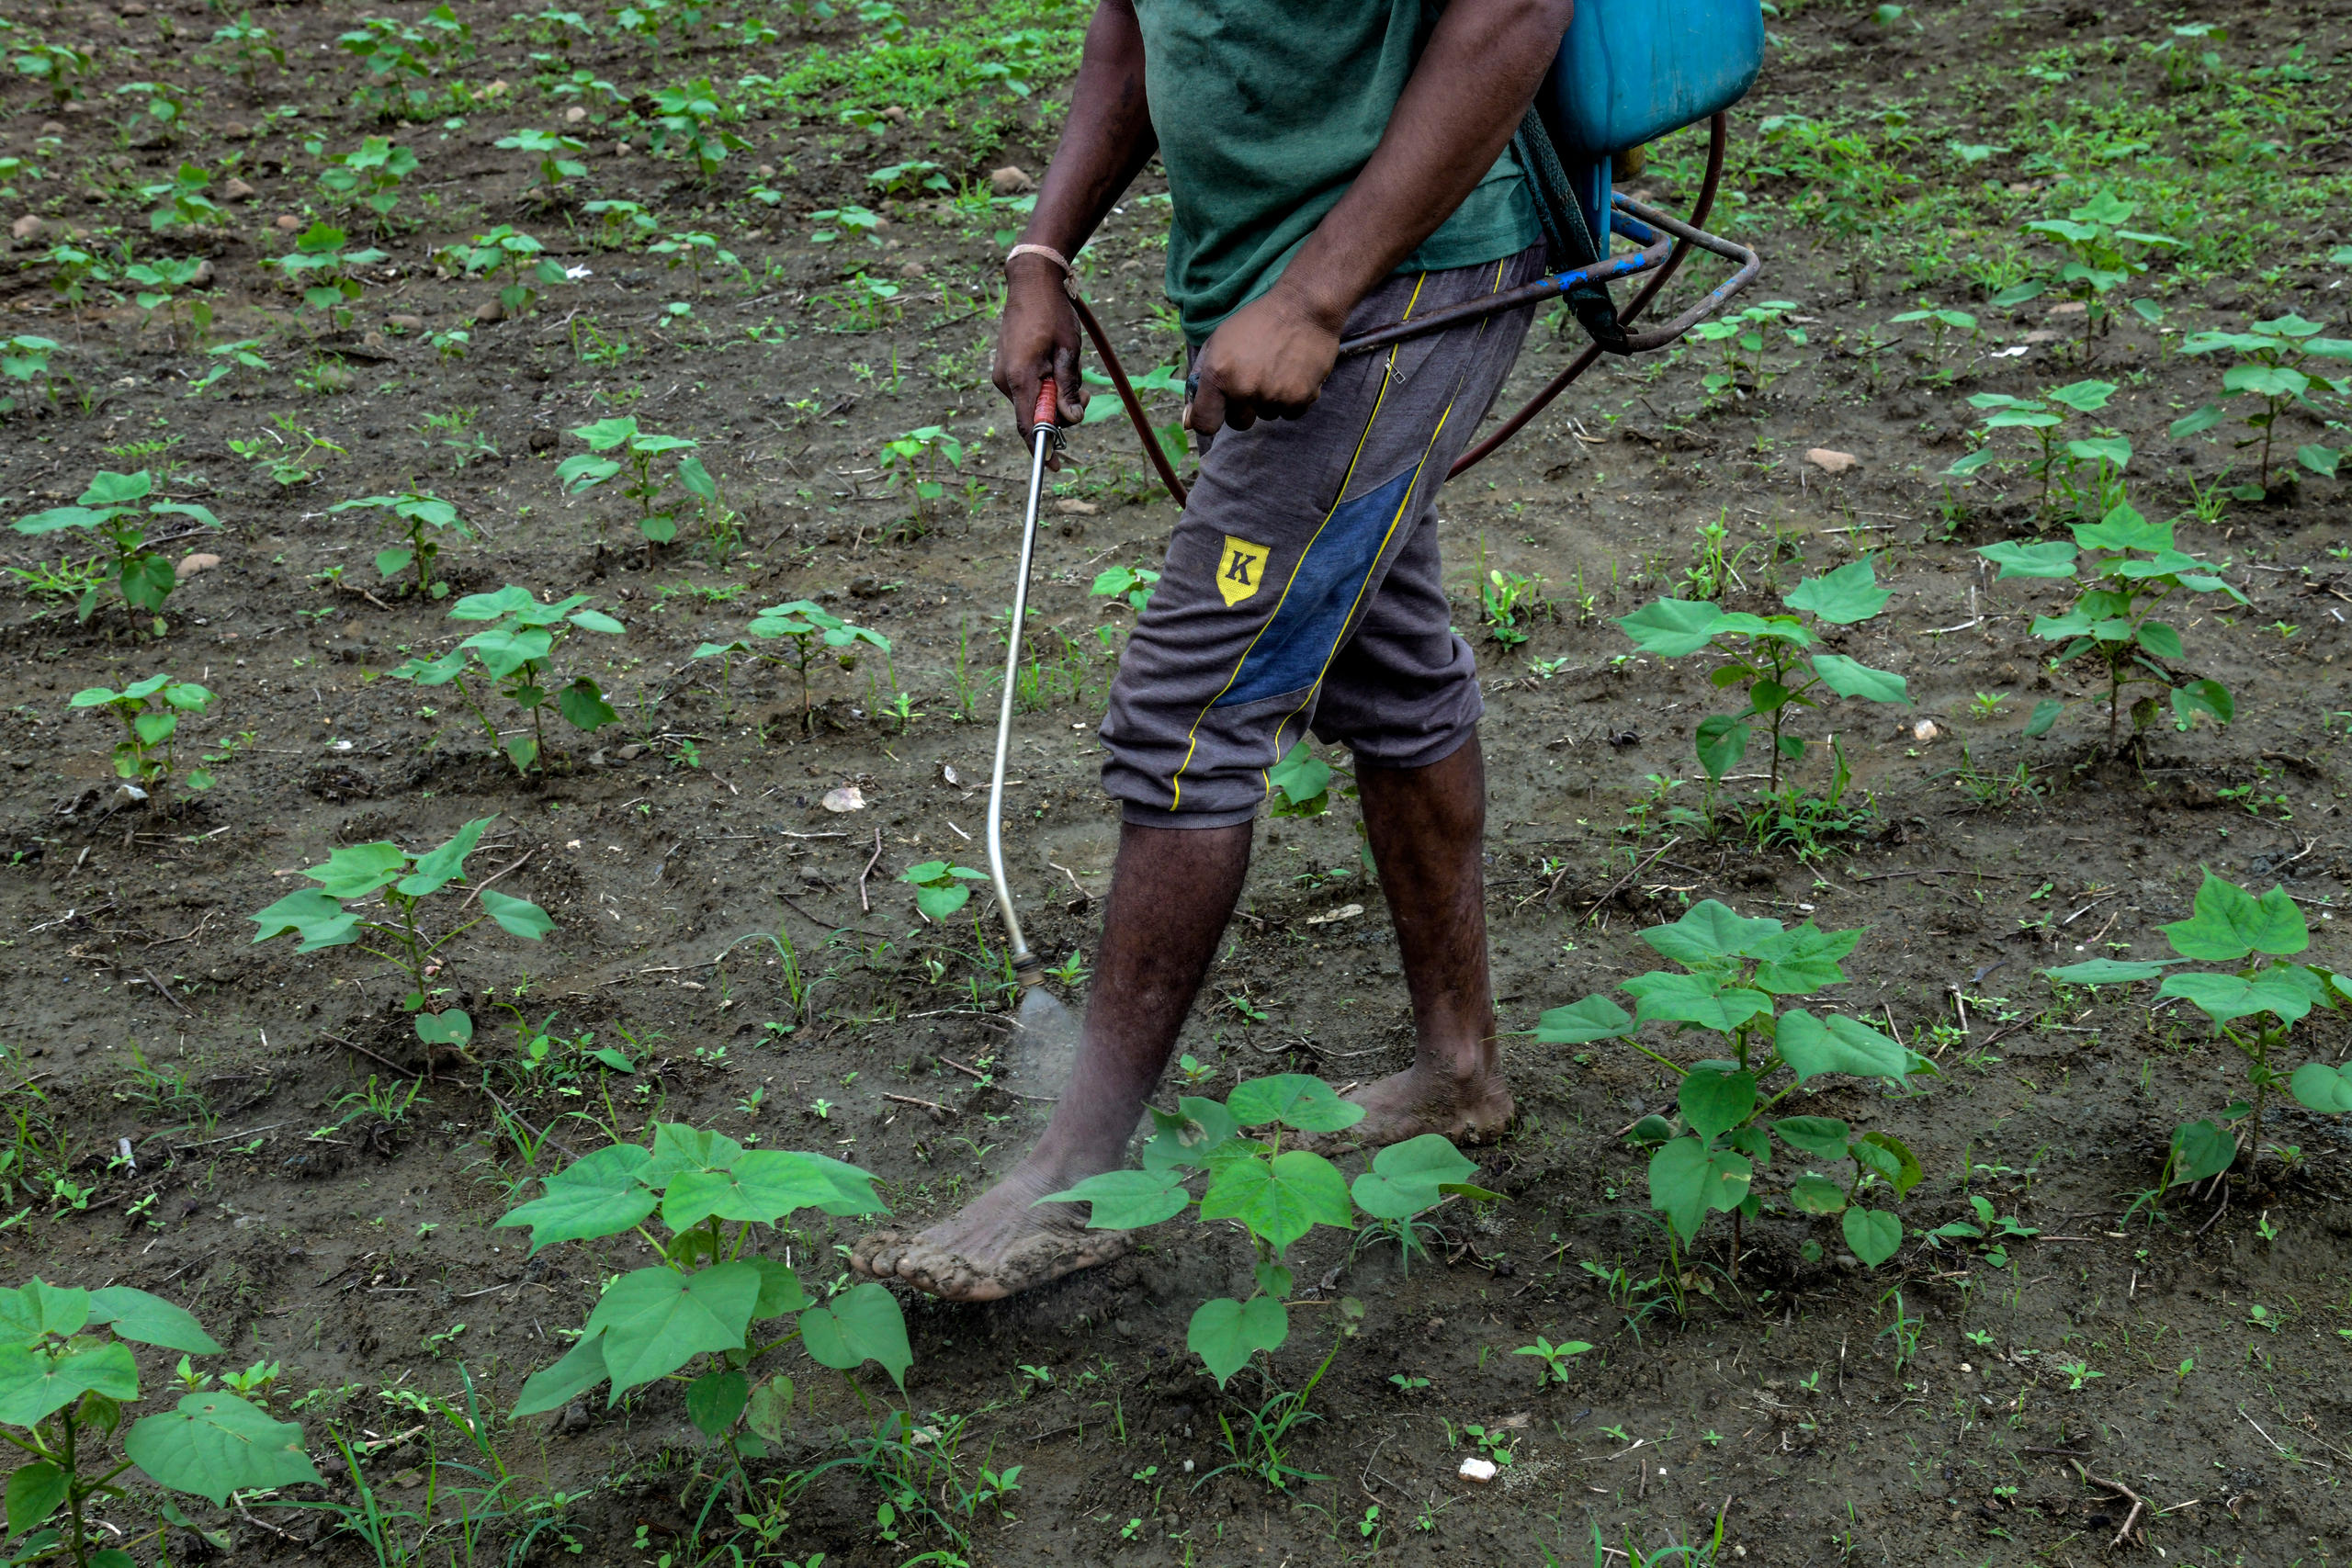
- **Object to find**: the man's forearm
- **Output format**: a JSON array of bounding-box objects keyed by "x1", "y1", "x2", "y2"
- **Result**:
[
  {"x1": 1017, "y1": 0, "x2": 1159, "y2": 265},
  {"x1": 1273, "y1": 0, "x2": 1573, "y2": 329}
]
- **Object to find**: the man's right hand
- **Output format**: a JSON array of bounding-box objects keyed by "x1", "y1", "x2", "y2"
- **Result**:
[{"x1": 994, "y1": 254, "x2": 1089, "y2": 439}]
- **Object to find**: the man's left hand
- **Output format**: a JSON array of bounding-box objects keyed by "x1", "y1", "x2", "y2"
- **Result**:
[{"x1": 1187, "y1": 283, "x2": 1345, "y2": 438}]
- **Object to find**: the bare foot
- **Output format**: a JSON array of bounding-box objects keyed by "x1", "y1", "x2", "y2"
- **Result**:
[
  {"x1": 851, "y1": 1158, "x2": 1133, "y2": 1303},
  {"x1": 1327, "y1": 1062, "x2": 1513, "y2": 1151}
]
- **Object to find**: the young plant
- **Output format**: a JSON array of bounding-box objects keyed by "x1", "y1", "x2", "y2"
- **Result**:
[
  {"x1": 313, "y1": 136, "x2": 418, "y2": 233},
  {"x1": 2, "y1": 334, "x2": 61, "y2": 415},
  {"x1": 69, "y1": 674, "x2": 215, "y2": 802},
  {"x1": 435, "y1": 226, "x2": 568, "y2": 318},
  {"x1": 1944, "y1": 379, "x2": 2126, "y2": 516},
  {"x1": 496, "y1": 1125, "x2": 908, "y2": 1440},
  {"x1": 1889, "y1": 305, "x2": 1977, "y2": 362},
  {"x1": 582, "y1": 198, "x2": 660, "y2": 250},
  {"x1": 2171, "y1": 313, "x2": 2350, "y2": 493},
  {"x1": 556, "y1": 416, "x2": 707, "y2": 546},
  {"x1": 113, "y1": 81, "x2": 190, "y2": 147},
  {"x1": 205, "y1": 10, "x2": 285, "y2": 91},
  {"x1": 1090, "y1": 564, "x2": 1160, "y2": 613},
  {"x1": 1999, "y1": 189, "x2": 2180, "y2": 359},
  {"x1": 1975, "y1": 499, "x2": 2243, "y2": 748},
  {"x1": 390, "y1": 586, "x2": 626, "y2": 773},
  {"x1": 137, "y1": 161, "x2": 217, "y2": 231},
  {"x1": 11, "y1": 469, "x2": 219, "y2": 632},
  {"x1": 123, "y1": 257, "x2": 211, "y2": 348},
  {"x1": 876, "y1": 426, "x2": 962, "y2": 525},
  {"x1": 266, "y1": 222, "x2": 387, "y2": 330},
  {"x1": 249, "y1": 815, "x2": 554, "y2": 1015},
  {"x1": 327, "y1": 491, "x2": 476, "y2": 599},
  {"x1": 0, "y1": 1279, "x2": 322, "y2": 1568},
  {"x1": 899, "y1": 862, "x2": 988, "y2": 919},
  {"x1": 648, "y1": 81, "x2": 747, "y2": 181},
  {"x1": 336, "y1": 6, "x2": 472, "y2": 120},
  {"x1": 184, "y1": 338, "x2": 267, "y2": 399},
  {"x1": 1539, "y1": 900, "x2": 1932, "y2": 1277},
  {"x1": 1687, "y1": 299, "x2": 1804, "y2": 399},
  {"x1": 741, "y1": 600, "x2": 889, "y2": 728},
  {"x1": 1348, "y1": 1134, "x2": 1490, "y2": 1276},
  {"x1": 647, "y1": 230, "x2": 742, "y2": 289},
  {"x1": 1617, "y1": 558, "x2": 1909, "y2": 794},
  {"x1": 15, "y1": 44, "x2": 96, "y2": 107},
  {"x1": 1512, "y1": 1336, "x2": 1594, "y2": 1387},
  {"x1": 2044, "y1": 873, "x2": 2352, "y2": 1182},
  {"x1": 495, "y1": 129, "x2": 589, "y2": 197}
]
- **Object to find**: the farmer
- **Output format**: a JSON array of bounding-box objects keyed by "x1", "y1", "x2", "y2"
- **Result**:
[{"x1": 854, "y1": 0, "x2": 1571, "y2": 1301}]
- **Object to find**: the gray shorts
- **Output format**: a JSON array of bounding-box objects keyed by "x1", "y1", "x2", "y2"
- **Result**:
[{"x1": 1100, "y1": 245, "x2": 1545, "y2": 829}]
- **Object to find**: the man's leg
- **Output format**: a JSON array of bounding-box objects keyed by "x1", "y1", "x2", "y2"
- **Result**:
[
  {"x1": 1336, "y1": 730, "x2": 1513, "y2": 1143},
  {"x1": 853, "y1": 818, "x2": 1251, "y2": 1302}
]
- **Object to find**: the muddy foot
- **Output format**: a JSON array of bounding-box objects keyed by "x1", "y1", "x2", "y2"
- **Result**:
[
  {"x1": 1324, "y1": 1062, "x2": 1513, "y2": 1152},
  {"x1": 851, "y1": 1160, "x2": 1133, "y2": 1302}
]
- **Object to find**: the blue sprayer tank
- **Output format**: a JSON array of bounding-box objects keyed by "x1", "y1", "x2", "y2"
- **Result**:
[
  {"x1": 1539, "y1": 0, "x2": 1765, "y2": 159},
  {"x1": 1532, "y1": 0, "x2": 1766, "y2": 260}
]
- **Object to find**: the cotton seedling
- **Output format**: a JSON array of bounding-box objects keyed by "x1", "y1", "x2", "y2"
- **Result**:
[
  {"x1": 1090, "y1": 563, "x2": 1160, "y2": 612},
  {"x1": 250, "y1": 816, "x2": 554, "y2": 1015},
  {"x1": 1617, "y1": 557, "x2": 1910, "y2": 795},
  {"x1": 1, "y1": 334, "x2": 60, "y2": 415},
  {"x1": 738, "y1": 599, "x2": 890, "y2": 727},
  {"x1": 327, "y1": 491, "x2": 477, "y2": 598},
  {"x1": 1998, "y1": 189, "x2": 2180, "y2": 359},
  {"x1": 582, "y1": 197, "x2": 660, "y2": 250},
  {"x1": 205, "y1": 10, "x2": 285, "y2": 91},
  {"x1": 498, "y1": 1125, "x2": 907, "y2": 1456},
  {"x1": 1348, "y1": 1134, "x2": 1494, "y2": 1275},
  {"x1": 1688, "y1": 299, "x2": 1804, "y2": 399},
  {"x1": 435, "y1": 225, "x2": 570, "y2": 317},
  {"x1": 900, "y1": 861, "x2": 989, "y2": 919},
  {"x1": 1888, "y1": 305, "x2": 1976, "y2": 362},
  {"x1": 1975, "y1": 499, "x2": 2243, "y2": 748},
  {"x1": 69, "y1": 673, "x2": 215, "y2": 804},
  {"x1": 649, "y1": 81, "x2": 748, "y2": 180},
  {"x1": 1511, "y1": 1337, "x2": 1595, "y2": 1387},
  {"x1": 1539, "y1": 900, "x2": 1933, "y2": 1278},
  {"x1": 112, "y1": 80, "x2": 189, "y2": 146},
  {"x1": 336, "y1": 6, "x2": 472, "y2": 120},
  {"x1": 496, "y1": 128, "x2": 589, "y2": 197},
  {"x1": 266, "y1": 222, "x2": 387, "y2": 329},
  {"x1": 183, "y1": 337, "x2": 267, "y2": 398},
  {"x1": 876, "y1": 426, "x2": 962, "y2": 524},
  {"x1": 14, "y1": 43, "x2": 96, "y2": 107},
  {"x1": 2044, "y1": 873, "x2": 2352, "y2": 1188},
  {"x1": 0, "y1": 1280, "x2": 322, "y2": 1564},
  {"x1": 2170, "y1": 313, "x2": 2351, "y2": 492},
  {"x1": 10, "y1": 468, "x2": 219, "y2": 632},
  {"x1": 647, "y1": 230, "x2": 742, "y2": 289},
  {"x1": 123, "y1": 256, "x2": 210, "y2": 348},
  {"x1": 1945, "y1": 379, "x2": 2127, "y2": 516},
  {"x1": 312, "y1": 136, "x2": 418, "y2": 232},
  {"x1": 138, "y1": 162, "x2": 220, "y2": 233},
  {"x1": 389, "y1": 586, "x2": 627, "y2": 773},
  {"x1": 556, "y1": 415, "x2": 710, "y2": 546}
]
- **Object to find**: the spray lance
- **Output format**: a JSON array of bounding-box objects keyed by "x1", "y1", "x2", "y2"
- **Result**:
[{"x1": 982, "y1": 378, "x2": 1082, "y2": 1091}]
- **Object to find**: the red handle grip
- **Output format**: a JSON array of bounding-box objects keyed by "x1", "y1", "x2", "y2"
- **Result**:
[{"x1": 1032, "y1": 378, "x2": 1057, "y2": 431}]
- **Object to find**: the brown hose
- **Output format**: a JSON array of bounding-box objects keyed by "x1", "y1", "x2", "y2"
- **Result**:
[{"x1": 1071, "y1": 109, "x2": 1734, "y2": 504}]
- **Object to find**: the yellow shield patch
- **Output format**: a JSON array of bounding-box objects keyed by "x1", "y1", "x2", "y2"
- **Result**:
[{"x1": 1216, "y1": 536, "x2": 1271, "y2": 607}]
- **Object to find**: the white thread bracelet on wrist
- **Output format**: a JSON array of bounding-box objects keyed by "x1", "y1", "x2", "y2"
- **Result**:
[{"x1": 1006, "y1": 243, "x2": 1078, "y2": 294}]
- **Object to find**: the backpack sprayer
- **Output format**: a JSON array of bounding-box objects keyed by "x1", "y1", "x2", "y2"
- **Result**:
[{"x1": 992, "y1": 0, "x2": 1768, "y2": 1083}]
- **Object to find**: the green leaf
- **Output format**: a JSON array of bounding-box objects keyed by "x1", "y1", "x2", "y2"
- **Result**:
[
  {"x1": 398, "y1": 817, "x2": 491, "y2": 897},
  {"x1": 663, "y1": 1149, "x2": 842, "y2": 1230},
  {"x1": 568, "y1": 609, "x2": 626, "y2": 636},
  {"x1": 798, "y1": 1152, "x2": 890, "y2": 1217},
  {"x1": 1533, "y1": 995, "x2": 1633, "y2": 1044},
  {"x1": 2297, "y1": 445, "x2": 2340, "y2": 479},
  {"x1": 558, "y1": 678, "x2": 619, "y2": 732},
  {"x1": 1977, "y1": 540, "x2": 2078, "y2": 580},
  {"x1": 685, "y1": 1369, "x2": 748, "y2": 1440},
  {"x1": 5, "y1": 1461, "x2": 68, "y2": 1537},
  {"x1": 1036, "y1": 1168, "x2": 1189, "y2": 1230},
  {"x1": 2045, "y1": 378, "x2": 2117, "y2": 414},
  {"x1": 1841, "y1": 1208, "x2": 1903, "y2": 1267},
  {"x1": 1772, "y1": 1116, "x2": 1851, "y2": 1159},
  {"x1": 0, "y1": 1344, "x2": 138, "y2": 1427},
  {"x1": 745, "y1": 1258, "x2": 808, "y2": 1319},
  {"x1": 586, "y1": 1263, "x2": 762, "y2": 1398},
  {"x1": 744, "y1": 1374, "x2": 794, "y2": 1444},
  {"x1": 1857, "y1": 1131, "x2": 1924, "y2": 1196},
  {"x1": 1693, "y1": 715, "x2": 1748, "y2": 780},
  {"x1": 2155, "y1": 970, "x2": 2313, "y2": 1026},
  {"x1": 1678, "y1": 1066, "x2": 1757, "y2": 1140},
  {"x1": 86, "y1": 1288, "x2": 219, "y2": 1355},
  {"x1": 123, "y1": 1393, "x2": 320, "y2": 1506},
  {"x1": 1199, "y1": 1149, "x2": 1353, "y2": 1255},
  {"x1": 1224, "y1": 1075, "x2": 1364, "y2": 1134},
  {"x1": 678, "y1": 455, "x2": 718, "y2": 504},
  {"x1": 1751, "y1": 924, "x2": 1860, "y2": 994},
  {"x1": 2043, "y1": 957, "x2": 2170, "y2": 985},
  {"x1": 1782, "y1": 558, "x2": 1889, "y2": 625},
  {"x1": 1186, "y1": 1295, "x2": 1288, "y2": 1388},
  {"x1": 1810, "y1": 654, "x2": 1910, "y2": 705},
  {"x1": 2159, "y1": 871, "x2": 2306, "y2": 961},
  {"x1": 1350, "y1": 1134, "x2": 1477, "y2": 1221},
  {"x1": 480, "y1": 887, "x2": 554, "y2": 941},
  {"x1": 797, "y1": 1281, "x2": 910, "y2": 1390},
  {"x1": 2169, "y1": 680, "x2": 2233, "y2": 730},
  {"x1": 2288, "y1": 1062, "x2": 2352, "y2": 1114},
  {"x1": 1775, "y1": 1010, "x2": 1907, "y2": 1084},
  {"x1": 414, "y1": 1010, "x2": 472, "y2": 1050},
  {"x1": 1787, "y1": 1173, "x2": 1848, "y2": 1214},
  {"x1": 1643, "y1": 900, "x2": 1784, "y2": 964},
  {"x1": 13, "y1": 1282, "x2": 88, "y2": 1339},
  {"x1": 2023, "y1": 698, "x2": 2064, "y2": 738},
  {"x1": 1647, "y1": 1137, "x2": 1751, "y2": 1241},
  {"x1": 1625, "y1": 971, "x2": 1774, "y2": 1033},
  {"x1": 1617, "y1": 599, "x2": 1728, "y2": 657},
  {"x1": 512, "y1": 1332, "x2": 608, "y2": 1417},
  {"x1": 496, "y1": 1144, "x2": 658, "y2": 1254},
  {"x1": 2066, "y1": 435, "x2": 2132, "y2": 471},
  {"x1": 1140, "y1": 1096, "x2": 1243, "y2": 1175},
  {"x1": 2133, "y1": 621, "x2": 2184, "y2": 660},
  {"x1": 1266, "y1": 742, "x2": 1332, "y2": 817},
  {"x1": 305, "y1": 840, "x2": 408, "y2": 899},
  {"x1": 2169, "y1": 403, "x2": 2225, "y2": 439},
  {"x1": 2166, "y1": 1121, "x2": 2236, "y2": 1187}
]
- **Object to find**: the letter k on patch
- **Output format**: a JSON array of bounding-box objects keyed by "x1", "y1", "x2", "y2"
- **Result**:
[{"x1": 1216, "y1": 536, "x2": 1270, "y2": 607}]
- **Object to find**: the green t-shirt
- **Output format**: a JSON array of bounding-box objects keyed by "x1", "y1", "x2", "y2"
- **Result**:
[{"x1": 1133, "y1": 0, "x2": 1541, "y2": 344}]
